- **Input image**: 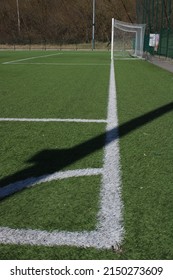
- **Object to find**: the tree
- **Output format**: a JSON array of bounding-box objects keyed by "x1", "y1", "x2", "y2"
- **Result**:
[{"x1": 0, "y1": 0, "x2": 137, "y2": 45}]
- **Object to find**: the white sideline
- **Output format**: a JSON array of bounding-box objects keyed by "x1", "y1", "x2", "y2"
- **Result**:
[
  {"x1": 0, "y1": 118, "x2": 107, "y2": 123},
  {"x1": 2, "y1": 53, "x2": 62, "y2": 65},
  {"x1": 0, "y1": 61, "x2": 123, "y2": 249}
]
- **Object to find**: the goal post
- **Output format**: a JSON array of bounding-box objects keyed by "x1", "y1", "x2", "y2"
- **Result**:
[{"x1": 111, "y1": 18, "x2": 146, "y2": 59}]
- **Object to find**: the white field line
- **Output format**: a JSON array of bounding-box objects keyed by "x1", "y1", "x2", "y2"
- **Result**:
[
  {"x1": 0, "y1": 118, "x2": 107, "y2": 123},
  {"x1": 115, "y1": 57, "x2": 144, "y2": 60},
  {"x1": 115, "y1": 58, "x2": 138, "y2": 60},
  {"x1": 96, "y1": 60, "x2": 123, "y2": 244},
  {"x1": 2, "y1": 53, "x2": 62, "y2": 65},
  {"x1": 0, "y1": 168, "x2": 103, "y2": 200},
  {"x1": 0, "y1": 61, "x2": 123, "y2": 249},
  {"x1": 4, "y1": 62, "x2": 110, "y2": 66}
]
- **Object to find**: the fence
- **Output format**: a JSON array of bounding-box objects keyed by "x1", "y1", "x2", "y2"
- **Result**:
[{"x1": 136, "y1": 0, "x2": 173, "y2": 58}]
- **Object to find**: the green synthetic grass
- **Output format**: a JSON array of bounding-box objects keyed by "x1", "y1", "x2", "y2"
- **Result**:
[
  {"x1": 0, "y1": 51, "x2": 109, "y2": 119},
  {"x1": 0, "y1": 122, "x2": 105, "y2": 236},
  {"x1": 0, "y1": 122, "x2": 105, "y2": 186},
  {"x1": 0, "y1": 51, "x2": 109, "y2": 258},
  {"x1": 0, "y1": 244, "x2": 117, "y2": 260},
  {"x1": 0, "y1": 176, "x2": 101, "y2": 232},
  {"x1": 116, "y1": 60, "x2": 173, "y2": 259},
  {"x1": 0, "y1": 52, "x2": 173, "y2": 259}
]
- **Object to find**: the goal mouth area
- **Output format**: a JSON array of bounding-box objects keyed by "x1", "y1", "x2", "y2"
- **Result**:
[
  {"x1": 113, "y1": 50, "x2": 140, "y2": 59},
  {"x1": 111, "y1": 18, "x2": 146, "y2": 60}
]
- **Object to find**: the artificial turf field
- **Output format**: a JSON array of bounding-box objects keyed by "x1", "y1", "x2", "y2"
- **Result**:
[{"x1": 0, "y1": 51, "x2": 173, "y2": 259}]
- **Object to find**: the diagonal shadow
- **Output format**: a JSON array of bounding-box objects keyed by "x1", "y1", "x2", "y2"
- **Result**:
[{"x1": 0, "y1": 101, "x2": 173, "y2": 198}]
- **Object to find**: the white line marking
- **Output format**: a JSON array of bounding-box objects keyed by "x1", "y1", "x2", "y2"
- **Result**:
[
  {"x1": 115, "y1": 57, "x2": 144, "y2": 60},
  {"x1": 0, "y1": 61, "x2": 123, "y2": 249},
  {"x1": 0, "y1": 118, "x2": 107, "y2": 123},
  {"x1": 96, "y1": 60, "x2": 123, "y2": 243},
  {"x1": 3, "y1": 63, "x2": 109, "y2": 66},
  {"x1": 2, "y1": 53, "x2": 62, "y2": 65},
  {"x1": 0, "y1": 168, "x2": 103, "y2": 200}
]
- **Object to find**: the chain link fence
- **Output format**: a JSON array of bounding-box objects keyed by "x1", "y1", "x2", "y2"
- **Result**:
[{"x1": 136, "y1": 0, "x2": 173, "y2": 58}]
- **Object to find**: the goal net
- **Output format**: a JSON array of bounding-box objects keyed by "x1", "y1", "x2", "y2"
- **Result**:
[{"x1": 111, "y1": 18, "x2": 146, "y2": 59}]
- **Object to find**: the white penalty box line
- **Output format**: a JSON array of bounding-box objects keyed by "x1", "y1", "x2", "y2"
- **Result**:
[
  {"x1": 2, "y1": 52, "x2": 63, "y2": 65},
  {"x1": 0, "y1": 61, "x2": 123, "y2": 249},
  {"x1": 2, "y1": 52, "x2": 110, "y2": 66},
  {"x1": 8, "y1": 63, "x2": 110, "y2": 66},
  {"x1": 0, "y1": 118, "x2": 107, "y2": 124}
]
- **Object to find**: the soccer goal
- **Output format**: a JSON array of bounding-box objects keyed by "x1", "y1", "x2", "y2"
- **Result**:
[{"x1": 111, "y1": 18, "x2": 146, "y2": 59}]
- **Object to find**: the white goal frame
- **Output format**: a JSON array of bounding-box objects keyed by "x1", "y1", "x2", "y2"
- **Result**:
[{"x1": 111, "y1": 18, "x2": 146, "y2": 59}]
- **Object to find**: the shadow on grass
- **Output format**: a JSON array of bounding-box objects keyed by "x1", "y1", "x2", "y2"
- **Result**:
[{"x1": 0, "y1": 101, "x2": 173, "y2": 199}]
